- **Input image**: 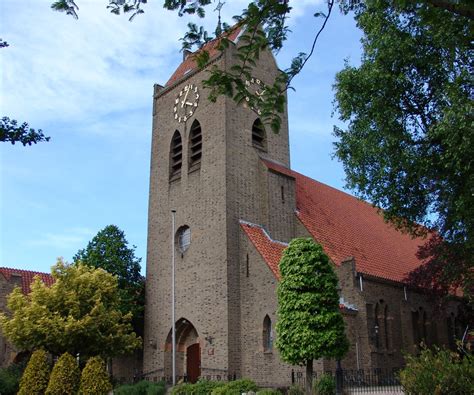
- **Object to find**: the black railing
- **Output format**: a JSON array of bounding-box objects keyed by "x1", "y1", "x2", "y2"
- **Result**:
[
  {"x1": 291, "y1": 368, "x2": 403, "y2": 394},
  {"x1": 138, "y1": 372, "x2": 237, "y2": 385}
]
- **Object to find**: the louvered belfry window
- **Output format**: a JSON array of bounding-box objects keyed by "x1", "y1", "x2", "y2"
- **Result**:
[
  {"x1": 189, "y1": 120, "x2": 202, "y2": 170},
  {"x1": 170, "y1": 130, "x2": 182, "y2": 180},
  {"x1": 252, "y1": 118, "x2": 266, "y2": 150}
]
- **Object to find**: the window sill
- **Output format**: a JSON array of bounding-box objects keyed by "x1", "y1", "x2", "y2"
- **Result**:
[
  {"x1": 188, "y1": 165, "x2": 201, "y2": 175},
  {"x1": 253, "y1": 144, "x2": 267, "y2": 152},
  {"x1": 169, "y1": 174, "x2": 181, "y2": 183}
]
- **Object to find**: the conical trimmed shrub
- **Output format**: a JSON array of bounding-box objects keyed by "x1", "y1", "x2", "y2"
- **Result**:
[
  {"x1": 79, "y1": 356, "x2": 112, "y2": 395},
  {"x1": 45, "y1": 352, "x2": 80, "y2": 395},
  {"x1": 18, "y1": 349, "x2": 51, "y2": 395}
]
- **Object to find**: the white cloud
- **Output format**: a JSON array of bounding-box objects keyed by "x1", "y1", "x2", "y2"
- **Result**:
[
  {"x1": 289, "y1": 0, "x2": 325, "y2": 22},
  {"x1": 2, "y1": 1, "x2": 182, "y2": 127},
  {"x1": 1, "y1": 0, "x2": 326, "y2": 130}
]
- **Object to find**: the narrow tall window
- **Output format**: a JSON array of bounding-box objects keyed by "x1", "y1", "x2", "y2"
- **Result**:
[
  {"x1": 374, "y1": 303, "x2": 381, "y2": 349},
  {"x1": 412, "y1": 310, "x2": 420, "y2": 345},
  {"x1": 422, "y1": 311, "x2": 429, "y2": 344},
  {"x1": 252, "y1": 118, "x2": 267, "y2": 151},
  {"x1": 447, "y1": 314, "x2": 456, "y2": 349},
  {"x1": 170, "y1": 130, "x2": 182, "y2": 180},
  {"x1": 366, "y1": 303, "x2": 376, "y2": 345},
  {"x1": 189, "y1": 120, "x2": 202, "y2": 171},
  {"x1": 384, "y1": 305, "x2": 390, "y2": 350},
  {"x1": 263, "y1": 315, "x2": 272, "y2": 351},
  {"x1": 246, "y1": 254, "x2": 249, "y2": 278}
]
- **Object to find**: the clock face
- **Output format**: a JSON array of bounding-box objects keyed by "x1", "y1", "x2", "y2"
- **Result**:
[
  {"x1": 245, "y1": 77, "x2": 266, "y2": 115},
  {"x1": 173, "y1": 83, "x2": 200, "y2": 123}
]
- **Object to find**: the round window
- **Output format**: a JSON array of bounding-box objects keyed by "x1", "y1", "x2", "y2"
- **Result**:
[{"x1": 177, "y1": 226, "x2": 191, "y2": 253}]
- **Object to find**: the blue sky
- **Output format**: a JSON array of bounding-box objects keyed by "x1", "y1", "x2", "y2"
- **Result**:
[{"x1": 0, "y1": 1, "x2": 362, "y2": 274}]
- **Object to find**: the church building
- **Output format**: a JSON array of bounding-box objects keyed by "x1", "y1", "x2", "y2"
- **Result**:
[
  {"x1": 0, "y1": 26, "x2": 466, "y2": 388},
  {"x1": 142, "y1": 26, "x2": 462, "y2": 388}
]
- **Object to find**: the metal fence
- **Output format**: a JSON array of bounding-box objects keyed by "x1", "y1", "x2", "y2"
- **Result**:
[
  {"x1": 139, "y1": 368, "x2": 237, "y2": 385},
  {"x1": 292, "y1": 368, "x2": 404, "y2": 394}
]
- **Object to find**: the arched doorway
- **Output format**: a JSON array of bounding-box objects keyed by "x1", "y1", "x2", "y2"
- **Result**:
[{"x1": 164, "y1": 318, "x2": 201, "y2": 383}]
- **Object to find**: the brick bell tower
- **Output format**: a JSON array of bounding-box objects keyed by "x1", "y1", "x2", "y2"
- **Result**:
[{"x1": 143, "y1": 26, "x2": 291, "y2": 382}]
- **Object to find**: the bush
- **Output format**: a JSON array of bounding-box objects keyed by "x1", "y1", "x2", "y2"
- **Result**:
[
  {"x1": 146, "y1": 381, "x2": 166, "y2": 395},
  {"x1": 0, "y1": 362, "x2": 24, "y2": 395},
  {"x1": 170, "y1": 382, "x2": 194, "y2": 395},
  {"x1": 115, "y1": 379, "x2": 166, "y2": 395},
  {"x1": 313, "y1": 374, "x2": 335, "y2": 395},
  {"x1": 211, "y1": 378, "x2": 258, "y2": 395},
  {"x1": 18, "y1": 349, "x2": 51, "y2": 395},
  {"x1": 400, "y1": 346, "x2": 474, "y2": 395},
  {"x1": 171, "y1": 380, "x2": 224, "y2": 395},
  {"x1": 287, "y1": 385, "x2": 304, "y2": 395},
  {"x1": 79, "y1": 356, "x2": 113, "y2": 395},
  {"x1": 257, "y1": 389, "x2": 282, "y2": 395},
  {"x1": 46, "y1": 352, "x2": 80, "y2": 395}
]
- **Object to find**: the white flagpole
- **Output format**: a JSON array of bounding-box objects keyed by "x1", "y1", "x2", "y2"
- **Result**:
[{"x1": 171, "y1": 209, "x2": 176, "y2": 386}]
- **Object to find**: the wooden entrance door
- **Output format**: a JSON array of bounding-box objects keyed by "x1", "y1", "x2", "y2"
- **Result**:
[{"x1": 186, "y1": 343, "x2": 201, "y2": 383}]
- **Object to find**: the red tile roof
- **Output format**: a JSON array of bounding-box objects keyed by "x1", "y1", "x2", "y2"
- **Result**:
[
  {"x1": 166, "y1": 25, "x2": 243, "y2": 87},
  {"x1": 0, "y1": 267, "x2": 54, "y2": 295},
  {"x1": 246, "y1": 160, "x2": 429, "y2": 284},
  {"x1": 240, "y1": 221, "x2": 360, "y2": 312},
  {"x1": 240, "y1": 221, "x2": 288, "y2": 280}
]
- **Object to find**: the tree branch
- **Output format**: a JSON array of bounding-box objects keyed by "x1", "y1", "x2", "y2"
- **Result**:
[
  {"x1": 424, "y1": 0, "x2": 474, "y2": 20},
  {"x1": 284, "y1": 0, "x2": 334, "y2": 91}
]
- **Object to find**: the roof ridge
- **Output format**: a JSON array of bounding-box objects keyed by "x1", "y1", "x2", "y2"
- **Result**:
[
  {"x1": 0, "y1": 267, "x2": 52, "y2": 276},
  {"x1": 260, "y1": 158, "x2": 379, "y2": 210},
  {"x1": 198, "y1": 23, "x2": 244, "y2": 51},
  {"x1": 165, "y1": 23, "x2": 244, "y2": 87},
  {"x1": 239, "y1": 220, "x2": 288, "y2": 247}
]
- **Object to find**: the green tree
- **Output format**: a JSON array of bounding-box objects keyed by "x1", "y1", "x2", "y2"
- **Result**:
[
  {"x1": 73, "y1": 224, "x2": 144, "y2": 332},
  {"x1": 334, "y1": 0, "x2": 473, "y2": 300},
  {"x1": 0, "y1": 258, "x2": 141, "y2": 359},
  {"x1": 79, "y1": 356, "x2": 112, "y2": 395},
  {"x1": 0, "y1": 361, "x2": 24, "y2": 395},
  {"x1": 0, "y1": 117, "x2": 50, "y2": 146},
  {"x1": 45, "y1": 352, "x2": 80, "y2": 395},
  {"x1": 276, "y1": 238, "x2": 348, "y2": 395},
  {"x1": 18, "y1": 349, "x2": 51, "y2": 395}
]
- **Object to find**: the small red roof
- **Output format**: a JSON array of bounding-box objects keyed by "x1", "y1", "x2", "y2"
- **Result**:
[
  {"x1": 240, "y1": 221, "x2": 360, "y2": 312},
  {"x1": 0, "y1": 267, "x2": 54, "y2": 295},
  {"x1": 247, "y1": 160, "x2": 429, "y2": 284},
  {"x1": 240, "y1": 221, "x2": 288, "y2": 280},
  {"x1": 166, "y1": 25, "x2": 243, "y2": 87}
]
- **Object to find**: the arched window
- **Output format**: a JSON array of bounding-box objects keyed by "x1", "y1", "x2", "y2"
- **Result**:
[
  {"x1": 413, "y1": 307, "x2": 429, "y2": 346},
  {"x1": 176, "y1": 225, "x2": 191, "y2": 253},
  {"x1": 374, "y1": 303, "x2": 381, "y2": 349},
  {"x1": 446, "y1": 313, "x2": 460, "y2": 350},
  {"x1": 263, "y1": 315, "x2": 272, "y2": 351},
  {"x1": 189, "y1": 120, "x2": 202, "y2": 171},
  {"x1": 422, "y1": 310, "x2": 430, "y2": 345},
  {"x1": 252, "y1": 118, "x2": 267, "y2": 151},
  {"x1": 412, "y1": 309, "x2": 421, "y2": 346},
  {"x1": 384, "y1": 305, "x2": 390, "y2": 350},
  {"x1": 170, "y1": 130, "x2": 183, "y2": 180}
]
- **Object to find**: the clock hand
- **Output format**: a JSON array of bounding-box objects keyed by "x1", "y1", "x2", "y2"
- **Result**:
[{"x1": 181, "y1": 88, "x2": 190, "y2": 108}]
